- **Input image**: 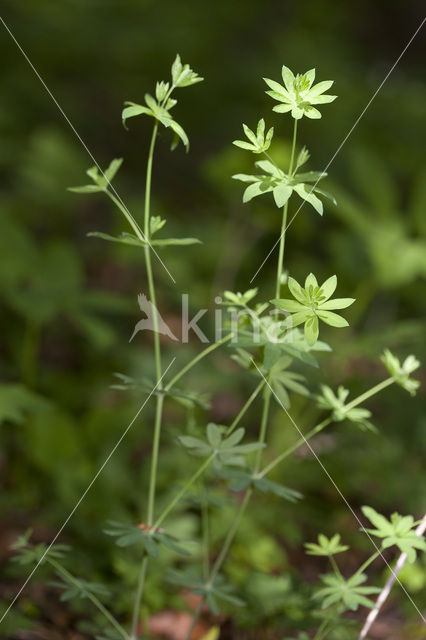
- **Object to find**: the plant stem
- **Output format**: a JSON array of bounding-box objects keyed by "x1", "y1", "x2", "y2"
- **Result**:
[
  {"x1": 153, "y1": 455, "x2": 213, "y2": 530},
  {"x1": 259, "y1": 417, "x2": 332, "y2": 477},
  {"x1": 201, "y1": 487, "x2": 210, "y2": 581},
  {"x1": 344, "y1": 377, "x2": 394, "y2": 411},
  {"x1": 329, "y1": 553, "x2": 343, "y2": 578},
  {"x1": 254, "y1": 384, "x2": 272, "y2": 472},
  {"x1": 131, "y1": 122, "x2": 163, "y2": 635},
  {"x1": 131, "y1": 555, "x2": 148, "y2": 640},
  {"x1": 209, "y1": 489, "x2": 252, "y2": 582},
  {"x1": 260, "y1": 376, "x2": 397, "y2": 478},
  {"x1": 105, "y1": 189, "x2": 146, "y2": 244},
  {"x1": 146, "y1": 394, "x2": 164, "y2": 525},
  {"x1": 353, "y1": 550, "x2": 381, "y2": 579},
  {"x1": 164, "y1": 333, "x2": 234, "y2": 392},
  {"x1": 275, "y1": 118, "x2": 298, "y2": 302},
  {"x1": 226, "y1": 379, "x2": 265, "y2": 435},
  {"x1": 48, "y1": 559, "x2": 129, "y2": 640},
  {"x1": 187, "y1": 118, "x2": 298, "y2": 636},
  {"x1": 185, "y1": 596, "x2": 205, "y2": 640},
  {"x1": 144, "y1": 124, "x2": 162, "y2": 388},
  {"x1": 152, "y1": 380, "x2": 264, "y2": 530}
]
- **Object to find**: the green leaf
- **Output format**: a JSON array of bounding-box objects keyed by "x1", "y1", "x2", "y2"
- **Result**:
[
  {"x1": 169, "y1": 118, "x2": 189, "y2": 151},
  {"x1": 319, "y1": 275, "x2": 337, "y2": 300},
  {"x1": 68, "y1": 184, "x2": 104, "y2": 194},
  {"x1": 87, "y1": 232, "x2": 146, "y2": 248},
  {"x1": 122, "y1": 102, "x2": 152, "y2": 128},
  {"x1": 293, "y1": 184, "x2": 323, "y2": 214},
  {"x1": 304, "y1": 314, "x2": 319, "y2": 345},
  {"x1": 320, "y1": 298, "x2": 355, "y2": 310},
  {"x1": 273, "y1": 184, "x2": 293, "y2": 207},
  {"x1": 316, "y1": 311, "x2": 349, "y2": 328},
  {"x1": 104, "y1": 157, "x2": 123, "y2": 183}
]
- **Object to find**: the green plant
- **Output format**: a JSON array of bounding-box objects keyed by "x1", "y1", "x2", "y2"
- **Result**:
[{"x1": 6, "y1": 56, "x2": 424, "y2": 640}]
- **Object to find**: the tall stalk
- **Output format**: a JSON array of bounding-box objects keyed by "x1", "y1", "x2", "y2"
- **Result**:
[
  {"x1": 185, "y1": 120, "x2": 299, "y2": 638},
  {"x1": 274, "y1": 118, "x2": 298, "y2": 302},
  {"x1": 131, "y1": 122, "x2": 163, "y2": 638}
]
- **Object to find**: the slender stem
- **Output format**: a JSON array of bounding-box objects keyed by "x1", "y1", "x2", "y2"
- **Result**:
[
  {"x1": 131, "y1": 555, "x2": 148, "y2": 640},
  {"x1": 146, "y1": 394, "x2": 164, "y2": 525},
  {"x1": 201, "y1": 487, "x2": 210, "y2": 581},
  {"x1": 209, "y1": 489, "x2": 252, "y2": 582},
  {"x1": 260, "y1": 376, "x2": 397, "y2": 478},
  {"x1": 353, "y1": 550, "x2": 381, "y2": 579},
  {"x1": 226, "y1": 379, "x2": 265, "y2": 435},
  {"x1": 153, "y1": 380, "x2": 264, "y2": 530},
  {"x1": 144, "y1": 124, "x2": 162, "y2": 387},
  {"x1": 185, "y1": 597, "x2": 205, "y2": 640},
  {"x1": 344, "y1": 377, "x2": 394, "y2": 411},
  {"x1": 131, "y1": 122, "x2": 163, "y2": 635},
  {"x1": 48, "y1": 559, "x2": 129, "y2": 640},
  {"x1": 153, "y1": 455, "x2": 213, "y2": 530},
  {"x1": 164, "y1": 333, "x2": 234, "y2": 392},
  {"x1": 275, "y1": 118, "x2": 298, "y2": 302},
  {"x1": 105, "y1": 189, "x2": 146, "y2": 244},
  {"x1": 329, "y1": 554, "x2": 343, "y2": 578},
  {"x1": 259, "y1": 417, "x2": 331, "y2": 477},
  {"x1": 314, "y1": 616, "x2": 332, "y2": 640},
  {"x1": 188, "y1": 119, "x2": 298, "y2": 636},
  {"x1": 254, "y1": 385, "x2": 272, "y2": 472}
]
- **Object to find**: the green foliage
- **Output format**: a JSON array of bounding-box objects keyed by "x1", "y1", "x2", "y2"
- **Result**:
[
  {"x1": 3, "y1": 37, "x2": 425, "y2": 640},
  {"x1": 233, "y1": 159, "x2": 333, "y2": 212},
  {"x1": 167, "y1": 569, "x2": 245, "y2": 614},
  {"x1": 215, "y1": 467, "x2": 302, "y2": 503},
  {"x1": 381, "y1": 350, "x2": 420, "y2": 395},
  {"x1": 361, "y1": 506, "x2": 426, "y2": 563},
  {"x1": 51, "y1": 576, "x2": 110, "y2": 602},
  {"x1": 305, "y1": 534, "x2": 349, "y2": 557},
  {"x1": 313, "y1": 572, "x2": 380, "y2": 611},
  {"x1": 264, "y1": 66, "x2": 337, "y2": 119},
  {"x1": 316, "y1": 385, "x2": 376, "y2": 432},
  {"x1": 104, "y1": 521, "x2": 191, "y2": 557},
  {"x1": 121, "y1": 54, "x2": 203, "y2": 150},
  {"x1": 10, "y1": 530, "x2": 70, "y2": 566},
  {"x1": 68, "y1": 158, "x2": 123, "y2": 193},
  {"x1": 233, "y1": 119, "x2": 274, "y2": 154},
  {"x1": 178, "y1": 424, "x2": 264, "y2": 468},
  {"x1": 272, "y1": 273, "x2": 355, "y2": 345}
]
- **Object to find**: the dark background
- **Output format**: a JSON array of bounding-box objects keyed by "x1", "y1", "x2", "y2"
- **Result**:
[{"x1": 0, "y1": 1, "x2": 425, "y2": 638}]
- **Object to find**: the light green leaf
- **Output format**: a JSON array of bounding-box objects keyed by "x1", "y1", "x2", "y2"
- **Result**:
[
  {"x1": 304, "y1": 315, "x2": 319, "y2": 345},
  {"x1": 319, "y1": 275, "x2": 337, "y2": 300},
  {"x1": 273, "y1": 184, "x2": 293, "y2": 207},
  {"x1": 293, "y1": 184, "x2": 323, "y2": 214},
  {"x1": 316, "y1": 311, "x2": 349, "y2": 327},
  {"x1": 320, "y1": 297, "x2": 355, "y2": 310}
]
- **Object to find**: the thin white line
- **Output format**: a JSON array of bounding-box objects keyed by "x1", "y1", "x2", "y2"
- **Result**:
[
  {"x1": 0, "y1": 358, "x2": 175, "y2": 626},
  {"x1": 0, "y1": 15, "x2": 176, "y2": 284},
  {"x1": 250, "y1": 16, "x2": 426, "y2": 283},
  {"x1": 251, "y1": 359, "x2": 426, "y2": 623}
]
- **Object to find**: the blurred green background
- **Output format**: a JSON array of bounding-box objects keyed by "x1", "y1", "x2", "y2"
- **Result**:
[{"x1": 1, "y1": 1, "x2": 425, "y2": 638}]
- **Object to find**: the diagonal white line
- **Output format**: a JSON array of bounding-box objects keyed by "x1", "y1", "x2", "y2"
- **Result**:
[
  {"x1": 250, "y1": 16, "x2": 426, "y2": 283},
  {"x1": 0, "y1": 358, "x2": 175, "y2": 626},
  {"x1": 0, "y1": 15, "x2": 176, "y2": 284},
  {"x1": 251, "y1": 359, "x2": 426, "y2": 624}
]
